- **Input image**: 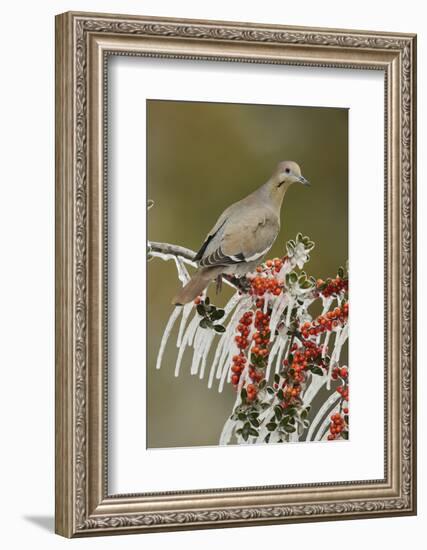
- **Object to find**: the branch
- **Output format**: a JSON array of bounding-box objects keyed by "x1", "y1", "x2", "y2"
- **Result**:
[
  {"x1": 148, "y1": 240, "x2": 249, "y2": 293},
  {"x1": 149, "y1": 241, "x2": 197, "y2": 264}
]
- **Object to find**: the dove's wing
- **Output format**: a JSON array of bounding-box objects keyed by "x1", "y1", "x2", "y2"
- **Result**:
[{"x1": 197, "y1": 207, "x2": 279, "y2": 268}]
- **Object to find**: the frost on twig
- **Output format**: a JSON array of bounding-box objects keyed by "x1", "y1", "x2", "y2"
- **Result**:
[{"x1": 151, "y1": 232, "x2": 349, "y2": 445}]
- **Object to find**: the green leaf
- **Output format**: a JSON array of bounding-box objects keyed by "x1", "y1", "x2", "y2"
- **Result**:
[
  {"x1": 261, "y1": 402, "x2": 271, "y2": 410},
  {"x1": 296, "y1": 232, "x2": 303, "y2": 242},
  {"x1": 241, "y1": 388, "x2": 247, "y2": 402},
  {"x1": 287, "y1": 407, "x2": 297, "y2": 416},
  {"x1": 236, "y1": 428, "x2": 242, "y2": 435},
  {"x1": 289, "y1": 272, "x2": 298, "y2": 283},
  {"x1": 264, "y1": 433, "x2": 271, "y2": 443},
  {"x1": 284, "y1": 424, "x2": 296, "y2": 433},
  {"x1": 248, "y1": 427, "x2": 259, "y2": 437},
  {"x1": 288, "y1": 353, "x2": 294, "y2": 364},
  {"x1": 341, "y1": 431, "x2": 349, "y2": 440},
  {"x1": 242, "y1": 428, "x2": 249, "y2": 441},
  {"x1": 344, "y1": 415, "x2": 349, "y2": 424},
  {"x1": 277, "y1": 389, "x2": 284, "y2": 400},
  {"x1": 267, "y1": 387, "x2": 275, "y2": 395},
  {"x1": 301, "y1": 281, "x2": 312, "y2": 289},
  {"x1": 303, "y1": 419, "x2": 310, "y2": 428},
  {"x1": 196, "y1": 304, "x2": 206, "y2": 316},
  {"x1": 310, "y1": 366, "x2": 324, "y2": 376},
  {"x1": 199, "y1": 318, "x2": 208, "y2": 329},
  {"x1": 213, "y1": 324, "x2": 226, "y2": 333},
  {"x1": 300, "y1": 408, "x2": 308, "y2": 419},
  {"x1": 281, "y1": 415, "x2": 291, "y2": 425},
  {"x1": 249, "y1": 417, "x2": 260, "y2": 428},
  {"x1": 258, "y1": 379, "x2": 266, "y2": 390},
  {"x1": 274, "y1": 374, "x2": 280, "y2": 384},
  {"x1": 338, "y1": 266, "x2": 344, "y2": 278},
  {"x1": 266, "y1": 422, "x2": 277, "y2": 431},
  {"x1": 274, "y1": 405, "x2": 283, "y2": 420},
  {"x1": 204, "y1": 296, "x2": 210, "y2": 306},
  {"x1": 238, "y1": 413, "x2": 246, "y2": 422},
  {"x1": 211, "y1": 309, "x2": 225, "y2": 321}
]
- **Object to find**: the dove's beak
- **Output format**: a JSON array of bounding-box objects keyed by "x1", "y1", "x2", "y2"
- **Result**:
[{"x1": 298, "y1": 175, "x2": 311, "y2": 186}]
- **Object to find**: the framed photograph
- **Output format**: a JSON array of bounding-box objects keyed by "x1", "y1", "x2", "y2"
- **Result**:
[{"x1": 55, "y1": 11, "x2": 417, "y2": 537}]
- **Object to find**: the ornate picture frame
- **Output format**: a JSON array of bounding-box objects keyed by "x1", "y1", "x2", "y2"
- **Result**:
[{"x1": 55, "y1": 11, "x2": 416, "y2": 537}]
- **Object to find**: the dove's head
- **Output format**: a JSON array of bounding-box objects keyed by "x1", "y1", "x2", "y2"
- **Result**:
[
  {"x1": 262, "y1": 160, "x2": 310, "y2": 208},
  {"x1": 274, "y1": 160, "x2": 310, "y2": 188}
]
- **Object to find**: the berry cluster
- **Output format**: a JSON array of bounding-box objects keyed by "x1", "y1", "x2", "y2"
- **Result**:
[
  {"x1": 332, "y1": 366, "x2": 348, "y2": 381},
  {"x1": 231, "y1": 310, "x2": 253, "y2": 387},
  {"x1": 234, "y1": 310, "x2": 252, "y2": 351},
  {"x1": 247, "y1": 256, "x2": 287, "y2": 298},
  {"x1": 278, "y1": 340, "x2": 325, "y2": 404},
  {"x1": 337, "y1": 385, "x2": 349, "y2": 401},
  {"x1": 316, "y1": 276, "x2": 348, "y2": 298},
  {"x1": 327, "y1": 412, "x2": 348, "y2": 440},
  {"x1": 231, "y1": 307, "x2": 273, "y2": 401},
  {"x1": 252, "y1": 309, "x2": 271, "y2": 357},
  {"x1": 249, "y1": 273, "x2": 283, "y2": 297},
  {"x1": 230, "y1": 354, "x2": 247, "y2": 386},
  {"x1": 263, "y1": 257, "x2": 285, "y2": 273},
  {"x1": 300, "y1": 302, "x2": 349, "y2": 338},
  {"x1": 246, "y1": 383, "x2": 258, "y2": 402}
]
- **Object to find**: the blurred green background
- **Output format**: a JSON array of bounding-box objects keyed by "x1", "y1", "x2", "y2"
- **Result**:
[{"x1": 147, "y1": 99, "x2": 348, "y2": 448}]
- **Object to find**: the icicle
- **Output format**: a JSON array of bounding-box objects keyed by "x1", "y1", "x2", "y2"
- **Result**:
[
  {"x1": 321, "y1": 295, "x2": 334, "y2": 316},
  {"x1": 306, "y1": 391, "x2": 341, "y2": 441},
  {"x1": 219, "y1": 382, "x2": 243, "y2": 445},
  {"x1": 215, "y1": 298, "x2": 250, "y2": 387},
  {"x1": 177, "y1": 302, "x2": 194, "y2": 347},
  {"x1": 269, "y1": 292, "x2": 288, "y2": 337},
  {"x1": 190, "y1": 326, "x2": 205, "y2": 375},
  {"x1": 274, "y1": 337, "x2": 288, "y2": 375},
  {"x1": 199, "y1": 330, "x2": 216, "y2": 380},
  {"x1": 277, "y1": 258, "x2": 292, "y2": 282},
  {"x1": 326, "y1": 327, "x2": 341, "y2": 390},
  {"x1": 174, "y1": 314, "x2": 198, "y2": 377},
  {"x1": 263, "y1": 294, "x2": 270, "y2": 314},
  {"x1": 266, "y1": 337, "x2": 281, "y2": 379},
  {"x1": 173, "y1": 256, "x2": 190, "y2": 285},
  {"x1": 322, "y1": 330, "x2": 331, "y2": 359},
  {"x1": 326, "y1": 323, "x2": 348, "y2": 390},
  {"x1": 302, "y1": 372, "x2": 325, "y2": 405},
  {"x1": 285, "y1": 296, "x2": 295, "y2": 328},
  {"x1": 209, "y1": 335, "x2": 226, "y2": 387},
  {"x1": 155, "y1": 307, "x2": 182, "y2": 370},
  {"x1": 219, "y1": 417, "x2": 236, "y2": 445}
]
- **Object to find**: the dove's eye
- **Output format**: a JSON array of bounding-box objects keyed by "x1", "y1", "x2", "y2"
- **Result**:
[{"x1": 285, "y1": 168, "x2": 290, "y2": 174}]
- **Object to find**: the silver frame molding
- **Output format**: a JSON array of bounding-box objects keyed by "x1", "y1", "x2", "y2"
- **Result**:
[{"x1": 55, "y1": 11, "x2": 417, "y2": 537}]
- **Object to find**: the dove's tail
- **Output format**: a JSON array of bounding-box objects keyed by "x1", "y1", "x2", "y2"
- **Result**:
[{"x1": 172, "y1": 266, "x2": 222, "y2": 305}]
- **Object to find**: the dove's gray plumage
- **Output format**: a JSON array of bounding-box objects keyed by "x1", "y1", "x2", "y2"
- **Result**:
[{"x1": 172, "y1": 161, "x2": 309, "y2": 305}]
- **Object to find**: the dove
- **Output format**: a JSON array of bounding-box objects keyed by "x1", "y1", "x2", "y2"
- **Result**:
[{"x1": 172, "y1": 160, "x2": 310, "y2": 305}]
